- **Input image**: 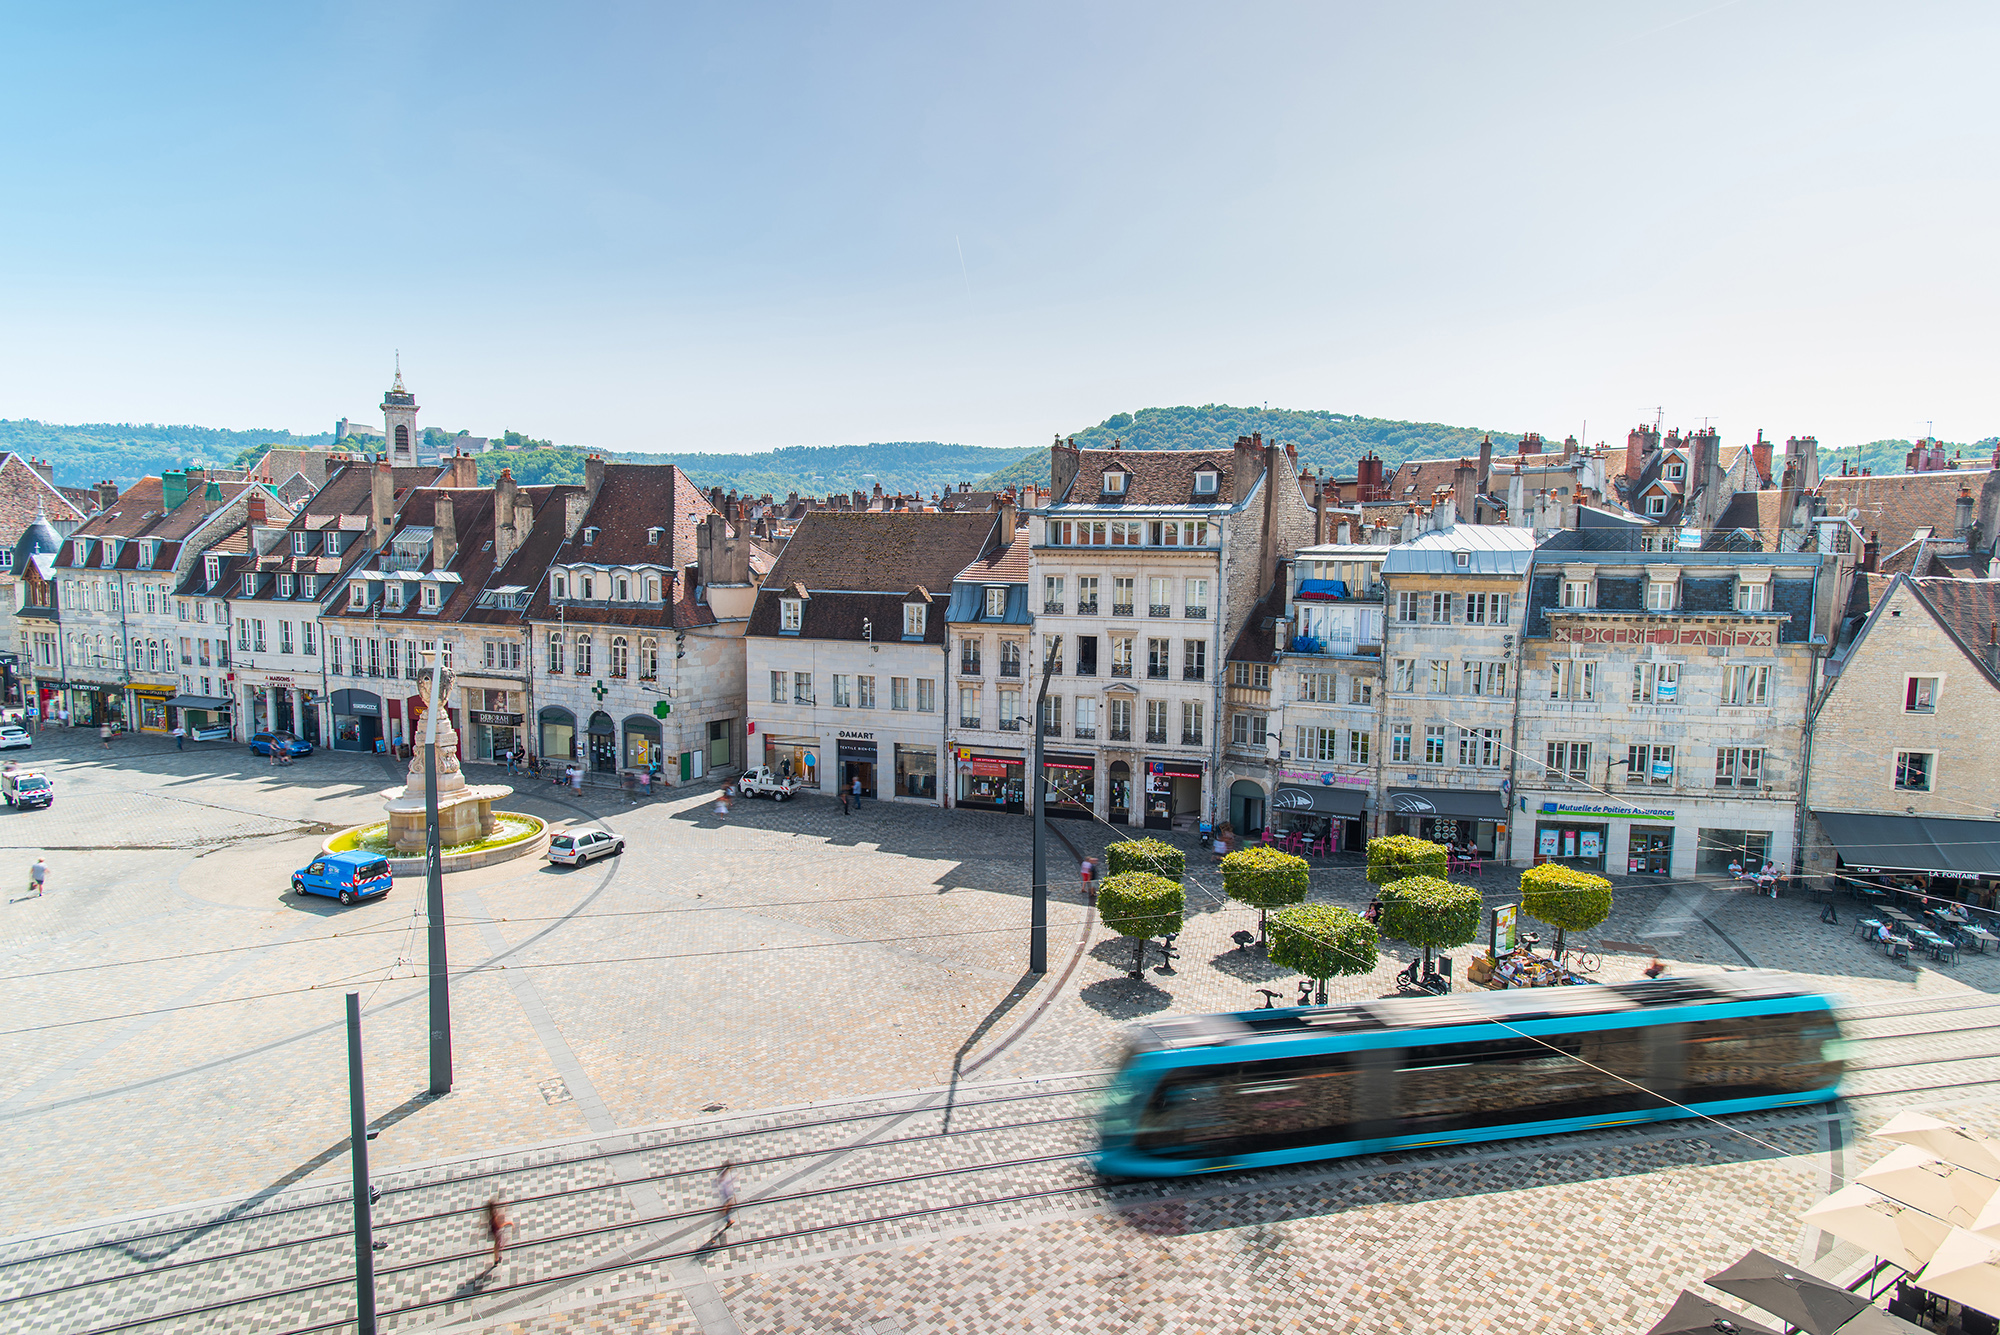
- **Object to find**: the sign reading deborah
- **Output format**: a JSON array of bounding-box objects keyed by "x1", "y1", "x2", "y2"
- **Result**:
[
  {"x1": 1539, "y1": 799, "x2": 1674, "y2": 822},
  {"x1": 471, "y1": 710, "x2": 524, "y2": 726}
]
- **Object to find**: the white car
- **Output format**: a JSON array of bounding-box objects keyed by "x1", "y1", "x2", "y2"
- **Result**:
[
  {"x1": 546, "y1": 828, "x2": 624, "y2": 866},
  {"x1": 0, "y1": 726, "x2": 33, "y2": 751}
]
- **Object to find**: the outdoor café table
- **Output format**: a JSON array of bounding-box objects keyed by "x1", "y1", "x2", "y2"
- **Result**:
[
  {"x1": 1881, "y1": 907, "x2": 1916, "y2": 923},
  {"x1": 1963, "y1": 927, "x2": 1998, "y2": 954}
]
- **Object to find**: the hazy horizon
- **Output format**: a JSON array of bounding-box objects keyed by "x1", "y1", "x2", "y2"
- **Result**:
[{"x1": 4, "y1": 2, "x2": 1993, "y2": 455}]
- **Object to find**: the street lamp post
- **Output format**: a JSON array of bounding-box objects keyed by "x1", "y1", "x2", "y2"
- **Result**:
[
  {"x1": 420, "y1": 650, "x2": 452, "y2": 1096},
  {"x1": 1028, "y1": 635, "x2": 1060, "y2": 975}
]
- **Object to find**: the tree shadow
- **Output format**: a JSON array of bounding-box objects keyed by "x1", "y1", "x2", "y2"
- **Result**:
[
  {"x1": 1079, "y1": 976, "x2": 1174, "y2": 1018},
  {"x1": 1207, "y1": 946, "x2": 1292, "y2": 983}
]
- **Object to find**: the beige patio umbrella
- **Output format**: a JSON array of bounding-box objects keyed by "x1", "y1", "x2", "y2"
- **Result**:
[
  {"x1": 1804, "y1": 1185, "x2": 1953, "y2": 1273},
  {"x1": 1857, "y1": 1145, "x2": 2000, "y2": 1229},
  {"x1": 1916, "y1": 1227, "x2": 2000, "y2": 1315},
  {"x1": 1966, "y1": 1186, "x2": 2000, "y2": 1238},
  {"x1": 1874, "y1": 1113, "x2": 2000, "y2": 1179}
]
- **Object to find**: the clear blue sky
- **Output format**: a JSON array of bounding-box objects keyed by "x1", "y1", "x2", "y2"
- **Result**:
[{"x1": 2, "y1": 1, "x2": 1994, "y2": 454}]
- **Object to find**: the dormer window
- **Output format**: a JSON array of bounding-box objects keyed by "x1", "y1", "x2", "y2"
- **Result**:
[
  {"x1": 72, "y1": 539, "x2": 87, "y2": 565},
  {"x1": 348, "y1": 582, "x2": 366, "y2": 610},
  {"x1": 1103, "y1": 470, "x2": 1127, "y2": 495},
  {"x1": 1666, "y1": 461, "x2": 1686, "y2": 480},
  {"x1": 583, "y1": 526, "x2": 599, "y2": 545},
  {"x1": 204, "y1": 554, "x2": 222, "y2": 584},
  {"x1": 781, "y1": 598, "x2": 802, "y2": 632},
  {"x1": 323, "y1": 531, "x2": 340, "y2": 555},
  {"x1": 385, "y1": 582, "x2": 405, "y2": 610},
  {"x1": 102, "y1": 540, "x2": 119, "y2": 568},
  {"x1": 1647, "y1": 495, "x2": 1667, "y2": 516},
  {"x1": 1193, "y1": 470, "x2": 1219, "y2": 495},
  {"x1": 292, "y1": 532, "x2": 312, "y2": 555},
  {"x1": 552, "y1": 573, "x2": 567, "y2": 599},
  {"x1": 240, "y1": 573, "x2": 256, "y2": 596},
  {"x1": 277, "y1": 573, "x2": 295, "y2": 598},
  {"x1": 1454, "y1": 551, "x2": 1471, "y2": 569},
  {"x1": 986, "y1": 587, "x2": 1007, "y2": 617},
  {"x1": 646, "y1": 576, "x2": 661, "y2": 601},
  {"x1": 647, "y1": 527, "x2": 664, "y2": 544},
  {"x1": 1736, "y1": 580, "x2": 1768, "y2": 613},
  {"x1": 615, "y1": 576, "x2": 630, "y2": 600},
  {"x1": 904, "y1": 603, "x2": 927, "y2": 637},
  {"x1": 422, "y1": 582, "x2": 440, "y2": 609},
  {"x1": 302, "y1": 574, "x2": 318, "y2": 597},
  {"x1": 579, "y1": 574, "x2": 595, "y2": 600}
]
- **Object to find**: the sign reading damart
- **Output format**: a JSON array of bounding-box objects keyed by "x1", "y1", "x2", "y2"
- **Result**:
[{"x1": 1553, "y1": 623, "x2": 1776, "y2": 649}]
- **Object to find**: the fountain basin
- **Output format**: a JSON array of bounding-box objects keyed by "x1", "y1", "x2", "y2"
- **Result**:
[{"x1": 323, "y1": 811, "x2": 549, "y2": 876}]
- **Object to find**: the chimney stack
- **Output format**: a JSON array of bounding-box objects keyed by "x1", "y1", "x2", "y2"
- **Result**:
[
  {"x1": 494, "y1": 468, "x2": 521, "y2": 566},
  {"x1": 94, "y1": 480, "x2": 118, "y2": 510},
  {"x1": 584, "y1": 453, "x2": 606, "y2": 505},
  {"x1": 246, "y1": 490, "x2": 267, "y2": 528},
  {"x1": 1862, "y1": 530, "x2": 1880, "y2": 572},
  {"x1": 1314, "y1": 473, "x2": 1328, "y2": 545},
  {"x1": 995, "y1": 488, "x2": 1018, "y2": 539},
  {"x1": 1049, "y1": 434, "x2": 1081, "y2": 500},
  {"x1": 1478, "y1": 435, "x2": 1493, "y2": 501},
  {"x1": 432, "y1": 494, "x2": 458, "y2": 569},
  {"x1": 1958, "y1": 484, "x2": 1975, "y2": 539},
  {"x1": 371, "y1": 462, "x2": 395, "y2": 549},
  {"x1": 1751, "y1": 430, "x2": 1773, "y2": 489},
  {"x1": 1452, "y1": 459, "x2": 1477, "y2": 526}
]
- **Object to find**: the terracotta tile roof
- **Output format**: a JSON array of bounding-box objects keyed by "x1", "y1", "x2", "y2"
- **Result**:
[
  {"x1": 954, "y1": 526, "x2": 1031, "y2": 584},
  {"x1": 1056, "y1": 446, "x2": 1243, "y2": 508},
  {"x1": 516, "y1": 465, "x2": 726, "y2": 630},
  {"x1": 0, "y1": 454, "x2": 88, "y2": 548},
  {"x1": 748, "y1": 511, "x2": 996, "y2": 642},
  {"x1": 1820, "y1": 471, "x2": 1987, "y2": 551},
  {"x1": 1710, "y1": 490, "x2": 1791, "y2": 550}
]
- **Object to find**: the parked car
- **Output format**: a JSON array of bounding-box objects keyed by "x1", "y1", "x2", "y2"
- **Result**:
[
  {"x1": 251, "y1": 731, "x2": 314, "y2": 758},
  {"x1": 2, "y1": 764, "x2": 52, "y2": 809},
  {"x1": 736, "y1": 766, "x2": 802, "y2": 801},
  {"x1": 547, "y1": 828, "x2": 624, "y2": 866},
  {"x1": 0, "y1": 725, "x2": 32, "y2": 750},
  {"x1": 292, "y1": 850, "x2": 392, "y2": 905}
]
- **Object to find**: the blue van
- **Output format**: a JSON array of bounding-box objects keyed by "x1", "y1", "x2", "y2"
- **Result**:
[{"x1": 292, "y1": 851, "x2": 392, "y2": 905}]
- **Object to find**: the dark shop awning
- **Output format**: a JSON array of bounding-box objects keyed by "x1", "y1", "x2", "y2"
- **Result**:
[
  {"x1": 1271, "y1": 785, "x2": 1367, "y2": 818},
  {"x1": 1388, "y1": 787, "x2": 1508, "y2": 822},
  {"x1": 1815, "y1": 810, "x2": 2000, "y2": 879},
  {"x1": 165, "y1": 695, "x2": 231, "y2": 710}
]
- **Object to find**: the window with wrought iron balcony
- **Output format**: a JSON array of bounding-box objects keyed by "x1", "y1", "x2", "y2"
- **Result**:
[
  {"x1": 1077, "y1": 599, "x2": 1098, "y2": 616},
  {"x1": 1042, "y1": 718, "x2": 1063, "y2": 738},
  {"x1": 1043, "y1": 599, "x2": 1065, "y2": 615},
  {"x1": 959, "y1": 714, "x2": 980, "y2": 729},
  {"x1": 1181, "y1": 730, "x2": 1204, "y2": 746},
  {"x1": 1112, "y1": 600, "x2": 1133, "y2": 617},
  {"x1": 998, "y1": 717, "x2": 1021, "y2": 731},
  {"x1": 1145, "y1": 727, "x2": 1168, "y2": 745},
  {"x1": 1184, "y1": 604, "x2": 1208, "y2": 619},
  {"x1": 1149, "y1": 603, "x2": 1172, "y2": 617}
]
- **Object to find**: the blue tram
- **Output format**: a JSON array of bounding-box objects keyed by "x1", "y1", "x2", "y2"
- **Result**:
[{"x1": 1093, "y1": 972, "x2": 1843, "y2": 1178}]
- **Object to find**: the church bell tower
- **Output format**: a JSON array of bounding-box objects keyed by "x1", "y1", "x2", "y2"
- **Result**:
[{"x1": 382, "y1": 358, "x2": 419, "y2": 465}]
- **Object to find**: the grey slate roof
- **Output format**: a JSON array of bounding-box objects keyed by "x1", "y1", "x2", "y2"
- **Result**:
[{"x1": 1381, "y1": 524, "x2": 1538, "y2": 576}]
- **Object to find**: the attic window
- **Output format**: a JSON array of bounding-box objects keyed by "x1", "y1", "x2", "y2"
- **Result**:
[
  {"x1": 422, "y1": 583, "x2": 440, "y2": 609},
  {"x1": 647, "y1": 527, "x2": 664, "y2": 544},
  {"x1": 323, "y1": 531, "x2": 340, "y2": 555},
  {"x1": 240, "y1": 574, "x2": 256, "y2": 597},
  {"x1": 781, "y1": 598, "x2": 803, "y2": 632},
  {"x1": 204, "y1": 554, "x2": 222, "y2": 583},
  {"x1": 1647, "y1": 495, "x2": 1667, "y2": 516},
  {"x1": 1103, "y1": 471, "x2": 1126, "y2": 495},
  {"x1": 385, "y1": 582, "x2": 405, "y2": 610},
  {"x1": 1913, "y1": 526, "x2": 1933, "y2": 540},
  {"x1": 1454, "y1": 551, "x2": 1470, "y2": 569},
  {"x1": 1192, "y1": 470, "x2": 1218, "y2": 495},
  {"x1": 1403, "y1": 484, "x2": 1417, "y2": 495},
  {"x1": 583, "y1": 526, "x2": 599, "y2": 545},
  {"x1": 1666, "y1": 462, "x2": 1685, "y2": 480},
  {"x1": 292, "y1": 532, "x2": 312, "y2": 555},
  {"x1": 552, "y1": 573, "x2": 567, "y2": 599},
  {"x1": 348, "y1": 583, "x2": 366, "y2": 610}
]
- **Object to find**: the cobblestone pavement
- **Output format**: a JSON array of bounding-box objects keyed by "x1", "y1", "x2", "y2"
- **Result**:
[{"x1": 5, "y1": 737, "x2": 2000, "y2": 1333}]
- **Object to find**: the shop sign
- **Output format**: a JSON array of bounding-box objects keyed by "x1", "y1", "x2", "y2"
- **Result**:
[
  {"x1": 1552, "y1": 623, "x2": 1776, "y2": 649},
  {"x1": 1539, "y1": 800, "x2": 1673, "y2": 822},
  {"x1": 472, "y1": 711, "x2": 524, "y2": 726},
  {"x1": 264, "y1": 675, "x2": 293, "y2": 686},
  {"x1": 1491, "y1": 903, "x2": 1517, "y2": 954},
  {"x1": 966, "y1": 757, "x2": 1015, "y2": 777},
  {"x1": 1848, "y1": 864, "x2": 1981, "y2": 880},
  {"x1": 838, "y1": 729, "x2": 875, "y2": 740},
  {"x1": 1277, "y1": 767, "x2": 1369, "y2": 787}
]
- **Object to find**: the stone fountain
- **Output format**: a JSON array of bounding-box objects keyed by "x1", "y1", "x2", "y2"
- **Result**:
[{"x1": 381, "y1": 666, "x2": 515, "y2": 854}]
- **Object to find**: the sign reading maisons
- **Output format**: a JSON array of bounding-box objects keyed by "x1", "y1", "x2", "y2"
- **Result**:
[{"x1": 1552, "y1": 623, "x2": 1778, "y2": 649}]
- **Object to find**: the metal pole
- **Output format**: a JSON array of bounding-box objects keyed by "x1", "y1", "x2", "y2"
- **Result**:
[
  {"x1": 346, "y1": 992, "x2": 378, "y2": 1335},
  {"x1": 423, "y1": 651, "x2": 452, "y2": 1095},
  {"x1": 1030, "y1": 635, "x2": 1058, "y2": 974}
]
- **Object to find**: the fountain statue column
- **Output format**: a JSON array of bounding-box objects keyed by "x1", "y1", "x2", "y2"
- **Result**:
[{"x1": 381, "y1": 666, "x2": 514, "y2": 855}]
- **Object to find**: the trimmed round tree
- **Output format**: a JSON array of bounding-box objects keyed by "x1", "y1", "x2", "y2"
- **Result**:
[
  {"x1": 1268, "y1": 902, "x2": 1378, "y2": 1006},
  {"x1": 1105, "y1": 838, "x2": 1186, "y2": 883},
  {"x1": 1376, "y1": 874, "x2": 1484, "y2": 973},
  {"x1": 1520, "y1": 863, "x2": 1613, "y2": 956},
  {"x1": 1365, "y1": 835, "x2": 1449, "y2": 888},
  {"x1": 1098, "y1": 871, "x2": 1186, "y2": 978},
  {"x1": 1222, "y1": 845, "x2": 1309, "y2": 946}
]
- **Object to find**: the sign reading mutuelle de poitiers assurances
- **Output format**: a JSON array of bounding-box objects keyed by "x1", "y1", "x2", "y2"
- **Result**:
[{"x1": 1539, "y1": 799, "x2": 1674, "y2": 822}]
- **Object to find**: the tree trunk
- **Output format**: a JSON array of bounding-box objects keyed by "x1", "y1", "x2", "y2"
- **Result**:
[
  {"x1": 1131, "y1": 936, "x2": 1146, "y2": 978},
  {"x1": 1554, "y1": 927, "x2": 1566, "y2": 958},
  {"x1": 1258, "y1": 906, "x2": 1268, "y2": 947}
]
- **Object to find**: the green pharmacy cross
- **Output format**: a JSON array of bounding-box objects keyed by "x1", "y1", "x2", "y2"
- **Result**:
[
  {"x1": 653, "y1": 699, "x2": 672, "y2": 718},
  {"x1": 591, "y1": 679, "x2": 608, "y2": 703}
]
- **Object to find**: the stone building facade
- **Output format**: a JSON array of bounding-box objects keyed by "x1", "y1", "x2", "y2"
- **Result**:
[
  {"x1": 945, "y1": 508, "x2": 1033, "y2": 813},
  {"x1": 1803, "y1": 574, "x2": 2000, "y2": 900},
  {"x1": 1515, "y1": 529, "x2": 1829, "y2": 879}
]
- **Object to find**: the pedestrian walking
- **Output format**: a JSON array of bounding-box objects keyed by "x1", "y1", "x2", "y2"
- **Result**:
[
  {"x1": 1079, "y1": 856, "x2": 1097, "y2": 904},
  {"x1": 484, "y1": 1197, "x2": 509, "y2": 1268},
  {"x1": 568, "y1": 764, "x2": 582, "y2": 793},
  {"x1": 99, "y1": 722, "x2": 112, "y2": 750},
  {"x1": 851, "y1": 775, "x2": 863, "y2": 808},
  {"x1": 839, "y1": 784, "x2": 850, "y2": 816},
  {"x1": 713, "y1": 788, "x2": 730, "y2": 818},
  {"x1": 28, "y1": 857, "x2": 46, "y2": 899},
  {"x1": 172, "y1": 724, "x2": 185, "y2": 751},
  {"x1": 1643, "y1": 956, "x2": 1668, "y2": 979},
  {"x1": 715, "y1": 1161, "x2": 739, "y2": 1230}
]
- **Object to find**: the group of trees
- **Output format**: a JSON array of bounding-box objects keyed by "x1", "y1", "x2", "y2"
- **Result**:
[{"x1": 1091, "y1": 831, "x2": 1615, "y2": 1003}]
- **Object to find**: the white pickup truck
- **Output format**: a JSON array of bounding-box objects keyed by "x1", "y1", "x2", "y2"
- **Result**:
[{"x1": 736, "y1": 766, "x2": 802, "y2": 801}]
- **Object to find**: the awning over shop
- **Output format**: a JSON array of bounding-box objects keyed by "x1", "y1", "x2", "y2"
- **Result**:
[
  {"x1": 330, "y1": 689, "x2": 380, "y2": 716},
  {"x1": 165, "y1": 695, "x2": 231, "y2": 710},
  {"x1": 1272, "y1": 785, "x2": 1367, "y2": 818},
  {"x1": 1389, "y1": 787, "x2": 1508, "y2": 822},
  {"x1": 1815, "y1": 810, "x2": 2000, "y2": 879}
]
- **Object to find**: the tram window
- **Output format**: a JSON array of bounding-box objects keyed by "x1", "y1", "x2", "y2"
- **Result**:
[
  {"x1": 1133, "y1": 1052, "x2": 1363, "y2": 1156},
  {"x1": 1682, "y1": 1012, "x2": 1833, "y2": 1101},
  {"x1": 1396, "y1": 1030, "x2": 1661, "y2": 1135}
]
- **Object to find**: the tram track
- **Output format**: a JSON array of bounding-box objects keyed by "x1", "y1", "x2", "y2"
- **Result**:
[{"x1": 16, "y1": 996, "x2": 2000, "y2": 1334}]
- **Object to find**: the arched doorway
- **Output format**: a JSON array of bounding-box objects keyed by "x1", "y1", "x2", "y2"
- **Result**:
[
  {"x1": 1108, "y1": 761, "x2": 1132, "y2": 824},
  {"x1": 539, "y1": 706, "x2": 576, "y2": 764},
  {"x1": 622, "y1": 715, "x2": 662, "y2": 774},
  {"x1": 1230, "y1": 779, "x2": 1267, "y2": 839},
  {"x1": 586, "y1": 710, "x2": 616, "y2": 772}
]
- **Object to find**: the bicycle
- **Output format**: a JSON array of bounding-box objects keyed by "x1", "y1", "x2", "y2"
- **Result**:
[{"x1": 1557, "y1": 943, "x2": 1602, "y2": 976}]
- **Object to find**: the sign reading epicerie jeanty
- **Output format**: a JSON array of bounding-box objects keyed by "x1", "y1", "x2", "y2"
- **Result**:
[{"x1": 1552, "y1": 623, "x2": 1777, "y2": 649}]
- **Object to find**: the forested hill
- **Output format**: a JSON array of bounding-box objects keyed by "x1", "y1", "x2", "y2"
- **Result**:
[
  {"x1": 0, "y1": 420, "x2": 337, "y2": 486},
  {"x1": 976, "y1": 406, "x2": 1527, "y2": 490},
  {"x1": 472, "y1": 441, "x2": 1037, "y2": 497}
]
